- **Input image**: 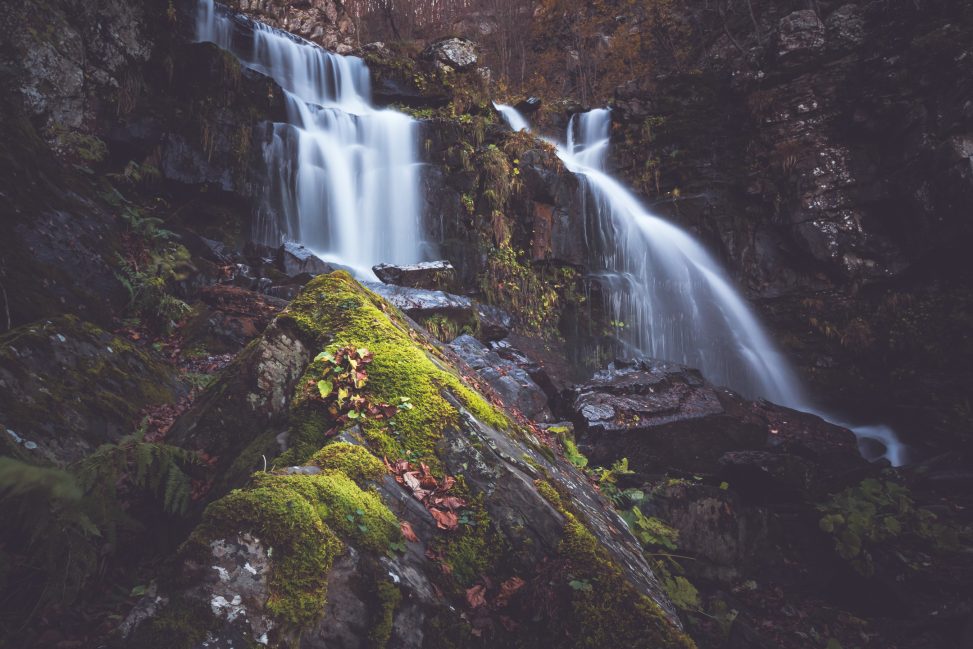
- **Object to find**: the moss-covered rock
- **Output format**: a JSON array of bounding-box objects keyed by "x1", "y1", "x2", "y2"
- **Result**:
[
  {"x1": 308, "y1": 441, "x2": 388, "y2": 483},
  {"x1": 0, "y1": 315, "x2": 184, "y2": 465},
  {"x1": 278, "y1": 271, "x2": 509, "y2": 468},
  {"x1": 124, "y1": 271, "x2": 690, "y2": 648}
]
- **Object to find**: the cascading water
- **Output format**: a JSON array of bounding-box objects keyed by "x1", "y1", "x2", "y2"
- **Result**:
[
  {"x1": 495, "y1": 103, "x2": 905, "y2": 466},
  {"x1": 196, "y1": 0, "x2": 427, "y2": 278}
]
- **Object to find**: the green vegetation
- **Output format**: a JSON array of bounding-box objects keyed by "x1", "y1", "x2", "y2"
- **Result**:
[
  {"x1": 279, "y1": 272, "x2": 509, "y2": 468},
  {"x1": 0, "y1": 425, "x2": 201, "y2": 626},
  {"x1": 190, "y1": 484, "x2": 343, "y2": 628},
  {"x1": 535, "y1": 478, "x2": 695, "y2": 649},
  {"x1": 818, "y1": 477, "x2": 961, "y2": 576},
  {"x1": 309, "y1": 442, "x2": 388, "y2": 483}
]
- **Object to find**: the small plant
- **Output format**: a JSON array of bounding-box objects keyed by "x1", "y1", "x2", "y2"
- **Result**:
[
  {"x1": 307, "y1": 346, "x2": 410, "y2": 435},
  {"x1": 818, "y1": 478, "x2": 961, "y2": 576}
]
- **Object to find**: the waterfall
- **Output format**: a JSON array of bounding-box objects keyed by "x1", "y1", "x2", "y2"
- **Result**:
[
  {"x1": 196, "y1": 0, "x2": 426, "y2": 278},
  {"x1": 495, "y1": 104, "x2": 905, "y2": 466}
]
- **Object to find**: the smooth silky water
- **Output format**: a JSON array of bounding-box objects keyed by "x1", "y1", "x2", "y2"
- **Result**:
[
  {"x1": 495, "y1": 103, "x2": 905, "y2": 465},
  {"x1": 196, "y1": 0, "x2": 427, "y2": 279}
]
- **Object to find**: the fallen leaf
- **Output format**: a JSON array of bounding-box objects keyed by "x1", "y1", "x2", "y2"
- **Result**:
[
  {"x1": 400, "y1": 521, "x2": 419, "y2": 543},
  {"x1": 430, "y1": 508, "x2": 459, "y2": 530},
  {"x1": 466, "y1": 584, "x2": 487, "y2": 609},
  {"x1": 495, "y1": 576, "x2": 526, "y2": 607}
]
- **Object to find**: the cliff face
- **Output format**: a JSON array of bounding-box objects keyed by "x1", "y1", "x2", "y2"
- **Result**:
[
  {"x1": 604, "y1": 0, "x2": 973, "y2": 455},
  {"x1": 1, "y1": 1, "x2": 971, "y2": 648}
]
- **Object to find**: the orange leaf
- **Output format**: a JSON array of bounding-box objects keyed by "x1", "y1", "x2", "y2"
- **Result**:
[
  {"x1": 430, "y1": 508, "x2": 459, "y2": 530},
  {"x1": 400, "y1": 520, "x2": 419, "y2": 543},
  {"x1": 466, "y1": 584, "x2": 487, "y2": 609}
]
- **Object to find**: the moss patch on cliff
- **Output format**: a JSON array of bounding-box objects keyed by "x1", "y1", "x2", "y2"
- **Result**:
[
  {"x1": 535, "y1": 479, "x2": 695, "y2": 649},
  {"x1": 252, "y1": 471, "x2": 398, "y2": 554},
  {"x1": 191, "y1": 483, "x2": 343, "y2": 628},
  {"x1": 278, "y1": 272, "x2": 509, "y2": 468},
  {"x1": 309, "y1": 442, "x2": 388, "y2": 483}
]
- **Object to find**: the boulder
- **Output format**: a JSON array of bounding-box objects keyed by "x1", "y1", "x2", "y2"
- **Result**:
[
  {"x1": 515, "y1": 96, "x2": 543, "y2": 114},
  {"x1": 0, "y1": 316, "x2": 184, "y2": 465},
  {"x1": 569, "y1": 358, "x2": 868, "y2": 498},
  {"x1": 362, "y1": 281, "x2": 474, "y2": 322},
  {"x1": 180, "y1": 285, "x2": 289, "y2": 354},
  {"x1": 372, "y1": 260, "x2": 456, "y2": 291},
  {"x1": 449, "y1": 334, "x2": 552, "y2": 422},
  {"x1": 421, "y1": 37, "x2": 478, "y2": 71},
  {"x1": 776, "y1": 10, "x2": 826, "y2": 60},
  {"x1": 126, "y1": 272, "x2": 692, "y2": 649},
  {"x1": 277, "y1": 242, "x2": 338, "y2": 277}
]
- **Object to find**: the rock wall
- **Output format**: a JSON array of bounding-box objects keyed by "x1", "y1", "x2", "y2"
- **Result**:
[{"x1": 226, "y1": 0, "x2": 357, "y2": 52}]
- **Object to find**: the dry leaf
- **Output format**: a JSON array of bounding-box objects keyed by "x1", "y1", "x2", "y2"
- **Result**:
[
  {"x1": 430, "y1": 508, "x2": 459, "y2": 530},
  {"x1": 466, "y1": 584, "x2": 487, "y2": 609},
  {"x1": 400, "y1": 520, "x2": 419, "y2": 543}
]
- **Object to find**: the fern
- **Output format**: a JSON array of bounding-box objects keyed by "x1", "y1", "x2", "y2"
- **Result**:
[{"x1": 74, "y1": 423, "x2": 202, "y2": 517}]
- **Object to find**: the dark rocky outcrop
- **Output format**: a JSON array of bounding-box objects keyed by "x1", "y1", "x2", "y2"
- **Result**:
[
  {"x1": 0, "y1": 316, "x2": 184, "y2": 465},
  {"x1": 421, "y1": 37, "x2": 479, "y2": 71},
  {"x1": 449, "y1": 334, "x2": 552, "y2": 422},
  {"x1": 607, "y1": 0, "x2": 973, "y2": 455},
  {"x1": 569, "y1": 358, "x2": 868, "y2": 499},
  {"x1": 126, "y1": 272, "x2": 692, "y2": 649},
  {"x1": 224, "y1": 0, "x2": 356, "y2": 53},
  {"x1": 373, "y1": 260, "x2": 456, "y2": 291}
]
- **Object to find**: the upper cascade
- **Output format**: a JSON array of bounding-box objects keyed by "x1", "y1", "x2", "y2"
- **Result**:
[
  {"x1": 494, "y1": 104, "x2": 905, "y2": 466},
  {"x1": 196, "y1": 0, "x2": 428, "y2": 278}
]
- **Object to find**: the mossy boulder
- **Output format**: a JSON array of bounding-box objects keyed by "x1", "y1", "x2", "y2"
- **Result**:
[
  {"x1": 0, "y1": 315, "x2": 184, "y2": 465},
  {"x1": 124, "y1": 272, "x2": 691, "y2": 648}
]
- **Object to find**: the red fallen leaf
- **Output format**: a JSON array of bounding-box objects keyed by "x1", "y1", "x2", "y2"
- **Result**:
[
  {"x1": 383, "y1": 456, "x2": 394, "y2": 472},
  {"x1": 430, "y1": 508, "x2": 459, "y2": 530},
  {"x1": 495, "y1": 576, "x2": 526, "y2": 607},
  {"x1": 441, "y1": 475, "x2": 456, "y2": 491},
  {"x1": 440, "y1": 562, "x2": 453, "y2": 575},
  {"x1": 419, "y1": 474, "x2": 439, "y2": 489},
  {"x1": 499, "y1": 615, "x2": 519, "y2": 632},
  {"x1": 466, "y1": 584, "x2": 487, "y2": 609},
  {"x1": 434, "y1": 496, "x2": 466, "y2": 510},
  {"x1": 400, "y1": 521, "x2": 419, "y2": 543}
]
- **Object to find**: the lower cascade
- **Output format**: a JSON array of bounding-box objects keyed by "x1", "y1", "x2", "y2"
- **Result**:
[
  {"x1": 195, "y1": 0, "x2": 428, "y2": 278},
  {"x1": 495, "y1": 103, "x2": 905, "y2": 466}
]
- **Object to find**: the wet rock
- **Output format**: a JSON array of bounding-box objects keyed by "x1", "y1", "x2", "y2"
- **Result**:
[
  {"x1": 226, "y1": 0, "x2": 356, "y2": 53},
  {"x1": 776, "y1": 10, "x2": 826, "y2": 60},
  {"x1": 181, "y1": 285, "x2": 288, "y2": 354},
  {"x1": 133, "y1": 273, "x2": 689, "y2": 648},
  {"x1": 475, "y1": 304, "x2": 513, "y2": 341},
  {"x1": 515, "y1": 96, "x2": 543, "y2": 114},
  {"x1": 825, "y1": 4, "x2": 865, "y2": 48},
  {"x1": 276, "y1": 242, "x2": 337, "y2": 277},
  {"x1": 421, "y1": 37, "x2": 478, "y2": 71},
  {"x1": 362, "y1": 281, "x2": 474, "y2": 322},
  {"x1": 0, "y1": 316, "x2": 184, "y2": 465},
  {"x1": 449, "y1": 334, "x2": 552, "y2": 422},
  {"x1": 372, "y1": 260, "x2": 456, "y2": 291},
  {"x1": 569, "y1": 358, "x2": 867, "y2": 497},
  {"x1": 648, "y1": 480, "x2": 773, "y2": 584}
]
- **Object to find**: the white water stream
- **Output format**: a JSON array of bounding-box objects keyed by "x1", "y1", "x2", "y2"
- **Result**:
[
  {"x1": 496, "y1": 103, "x2": 905, "y2": 465},
  {"x1": 196, "y1": 0, "x2": 426, "y2": 278}
]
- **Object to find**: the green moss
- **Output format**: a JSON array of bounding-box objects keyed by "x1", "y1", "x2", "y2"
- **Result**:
[
  {"x1": 309, "y1": 442, "x2": 388, "y2": 484},
  {"x1": 192, "y1": 484, "x2": 343, "y2": 629},
  {"x1": 278, "y1": 272, "x2": 509, "y2": 467},
  {"x1": 252, "y1": 471, "x2": 398, "y2": 553},
  {"x1": 439, "y1": 495, "x2": 498, "y2": 587},
  {"x1": 535, "y1": 479, "x2": 695, "y2": 649},
  {"x1": 368, "y1": 580, "x2": 402, "y2": 649}
]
